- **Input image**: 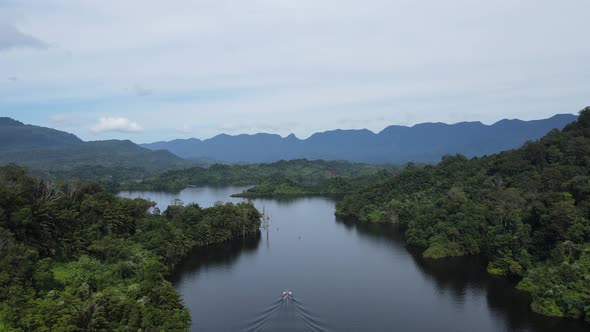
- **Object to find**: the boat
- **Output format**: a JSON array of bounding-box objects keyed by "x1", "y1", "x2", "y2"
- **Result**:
[{"x1": 282, "y1": 290, "x2": 293, "y2": 299}]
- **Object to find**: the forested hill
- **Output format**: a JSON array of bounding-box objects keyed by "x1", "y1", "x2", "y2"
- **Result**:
[
  {"x1": 0, "y1": 165, "x2": 261, "y2": 331},
  {"x1": 336, "y1": 107, "x2": 590, "y2": 322},
  {"x1": 142, "y1": 114, "x2": 577, "y2": 163},
  {"x1": 0, "y1": 117, "x2": 82, "y2": 148},
  {"x1": 0, "y1": 117, "x2": 191, "y2": 181},
  {"x1": 120, "y1": 159, "x2": 395, "y2": 193}
]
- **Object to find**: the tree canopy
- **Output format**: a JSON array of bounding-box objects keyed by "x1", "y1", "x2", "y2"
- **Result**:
[
  {"x1": 0, "y1": 166, "x2": 260, "y2": 331},
  {"x1": 121, "y1": 159, "x2": 396, "y2": 194},
  {"x1": 336, "y1": 107, "x2": 590, "y2": 323}
]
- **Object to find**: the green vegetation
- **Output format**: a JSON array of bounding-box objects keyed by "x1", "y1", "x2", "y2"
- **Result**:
[
  {"x1": 336, "y1": 107, "x2": 590, "y2": 322},
  {"x1": 232, "y1": 170, "x2": 394, "y2": 197},
  {"x1": 1, "y1": 140, "x2": 190, "y2": 175},
  {"x1": 232, "y1": 177, "x2": 355, "y2": 197},
  {"x1": 0, "y1": 118, "x2": 192, "y2": 185},
  {"x1": 121, "y1": 159, "x2": 396, "y2": 194},
  {"x1": 0, "y1": 165, "x2": 260, "y2": 331}
]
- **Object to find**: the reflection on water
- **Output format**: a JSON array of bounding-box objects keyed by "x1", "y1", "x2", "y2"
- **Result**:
[
  {"x1": 170, "y1": 234, "x2": 262, "y2": 286},
  {"x1": 334, "y1": 217, "x2": 587, "y2": 332},
  {"x1": 120, "y1": 189, "x2": 588, "y2": 332},
  {"x1": 118, "y1": 186, "x2": 251, "y2": 209}
]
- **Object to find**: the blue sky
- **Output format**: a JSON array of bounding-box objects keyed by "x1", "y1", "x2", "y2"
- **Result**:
[{"x1": 1, "y1": 0, "x2": 589, "y2": 143}]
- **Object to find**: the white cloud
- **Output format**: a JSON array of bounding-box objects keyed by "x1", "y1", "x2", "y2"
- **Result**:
[
  {"x1": 91, "y1": 117, "x2": 143, "y2": 134},
  {"x1": 0, "y1": 0, "x2": 588, "y2": 142},
  {"x1": 48, "y1": 113, "x2": 92, "y2": 128},
  {"x1": 176, "y1": 124, "x2": 192, "y2": 134},
  {"x1": 131, "y1": 84, "x2": 154, "y2": 97},
  {"x1": 49, "y1": 113, "x2": 79, "y2": 126}
]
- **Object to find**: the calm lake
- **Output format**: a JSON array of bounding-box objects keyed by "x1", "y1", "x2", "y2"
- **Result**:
[{"x1": 118, "y1": 187, "x2": 587, "y2": 332}]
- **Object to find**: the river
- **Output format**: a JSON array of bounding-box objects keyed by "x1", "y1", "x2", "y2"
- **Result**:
[{"x1": 118, "y1": 187, "x2": 587, "y2": 332}]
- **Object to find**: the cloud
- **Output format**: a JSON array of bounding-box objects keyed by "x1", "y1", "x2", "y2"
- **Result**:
[
  {"x1": 219, "y1": 121, "x2": 301, "y2": 134},
  {"x1": 176, "y1": 124, "x2": 192, "y2": 134},
  {"x1": 121, "y1": 84, "x2": 155, "y2": 96},
  {"x1": 49, "y1": 114, "x2": 68, "y2": 123},
  {"x1": 48, "y1": 113, "x2": 87, "y2": 127},
  {"x1": 132, "y1": 84, "x2": 154, "y2": 97},
  {"x1": 91, "y1": 117, "x2": 143, "y2": 134},
  {"x1": 7, "y1": 76, "x2": 17, "y2": 82},
  {"x1": 1, "y1": 0, "x2": 589, "y2": 142},
  {"x1": 0, "y1": 23, "x2": 47, "y2": 51}
]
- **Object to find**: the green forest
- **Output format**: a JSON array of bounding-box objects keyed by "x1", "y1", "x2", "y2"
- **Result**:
[
  {"x1": 119, "y1": 159, "x2": 395, "y2": 194},
  {"x1": 0, "y1": 165, "x2": 261, "y2": 331},
  {"x1": 0, "y1": 117, "x2": 192, "y2": 184},
  {"x1": 336, "y1": 107, "x2": 590, "y2": 322},
  {"x1": 3, "y1": 109, "x2": 590, "y2": 327},
  {"x1": 231, "y1": 176, "x2": 358, "y2": 197}
]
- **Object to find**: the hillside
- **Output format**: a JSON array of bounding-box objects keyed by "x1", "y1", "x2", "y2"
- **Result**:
[
  {"x1": 0, "y1": 117, "x2": 82, "y2": 149},
  {"x1": 120, "y1": 158, "x2": 395, "y2": 192},
  {"x1": 336, "y1": 107, "x2": 590, "y2": 322},
  {"x1": 0, "y1": 118, "x2": 191, "y2": 181},
  {"x1": 0, "y1": 165, "x2": 261, "y2": 331},
  {"x1": 142, "y1": 114, "x2": 577, "y2": 163}
]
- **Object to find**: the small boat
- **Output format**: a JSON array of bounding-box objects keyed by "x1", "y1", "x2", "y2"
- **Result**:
[{"x1": 282, "y1": 290, "x2": 293, "y2": 299}]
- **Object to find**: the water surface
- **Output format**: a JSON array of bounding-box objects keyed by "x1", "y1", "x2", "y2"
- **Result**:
[{"x1": 118, "y1": 188, "x2": 587, "y2": 332}]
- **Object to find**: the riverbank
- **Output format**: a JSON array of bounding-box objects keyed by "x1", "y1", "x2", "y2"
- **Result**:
[
  {"x1": 231, "y1": 191, "x2": 351, "y2": 198},
  {"x1": 159, "y1": 188, "x2": 588, "y2": 332},
  {"x1": 0, "y1": 166, "x2": 262, "y2": 331}
]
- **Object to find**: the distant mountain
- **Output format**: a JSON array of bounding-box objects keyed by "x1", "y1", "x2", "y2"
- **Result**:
[
  {"x1": 0, "y1": 117, "x2": 191, "y2": 180},
  {"x1": 0, "y1": 117, "x2": 82, "y2": 149},
  {"x1": 142, "y1": 114, "x2": 578, "y2": 163}
]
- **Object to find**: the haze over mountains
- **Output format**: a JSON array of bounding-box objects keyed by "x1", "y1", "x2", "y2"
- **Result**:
[
  {"x1": 0, "y1": 117, "x2": 189, "y2": 179},
  {"x1": 0, "y1": 113, "x2": 578, "y2": 179},
  {"x1": 142, "y1": 114, "x2": 578, "y2": 163}
]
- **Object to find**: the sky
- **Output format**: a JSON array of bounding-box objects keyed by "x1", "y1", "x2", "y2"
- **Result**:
[{"x1": 0, "y1": 0, "x2": 589, "y2": 143}]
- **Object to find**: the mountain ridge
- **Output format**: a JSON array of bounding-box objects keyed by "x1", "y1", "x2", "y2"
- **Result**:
[
  {"x1": 141, "y1": 113, "x2": 578, "y2": 164},
  {"x1": 0, "y1": 118, "x2": 191, "y2": 180}
]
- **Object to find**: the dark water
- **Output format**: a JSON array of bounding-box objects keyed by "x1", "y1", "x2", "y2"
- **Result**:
[{"x1": 118, "y1": 188, "x2": 587, "y2": 332}]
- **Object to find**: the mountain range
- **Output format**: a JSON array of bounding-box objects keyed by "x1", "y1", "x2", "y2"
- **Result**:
[
  {"x1": 0, "y1": 117, "x2": 190, "y2": 180},
  {"x1": 142, "y1": 114, "x2": 578, "y2": 163},
  {"x1": 0, "y1": 113, "x2": 578, "y2": 178}
]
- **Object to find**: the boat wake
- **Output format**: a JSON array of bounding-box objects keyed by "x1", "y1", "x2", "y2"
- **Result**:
[{"x1": 243, "y1": 296, "x2": 328, "y2": 332}]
